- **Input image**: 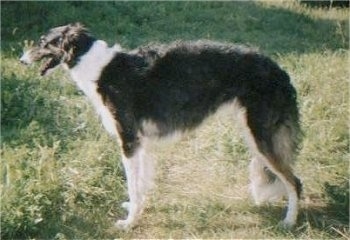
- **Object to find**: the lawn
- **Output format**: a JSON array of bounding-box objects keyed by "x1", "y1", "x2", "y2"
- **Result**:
[{"x1": 1, "y1": 1, "x2": 349, "y2": 239}]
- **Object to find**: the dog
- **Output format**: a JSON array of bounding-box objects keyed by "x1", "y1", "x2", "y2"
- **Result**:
[{"x1": 20, "y1": 23, "x2": 302, "y2": 230}]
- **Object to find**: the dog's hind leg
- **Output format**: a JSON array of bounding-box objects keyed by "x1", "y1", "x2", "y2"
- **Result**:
[
  {"x1": 251, "y1": 153, "x2": 301, "y2": 228},
  {"x1": 260, "y1": 156, "x2": 301, "y2": 228},
  {"x1": 251, "y1": 125, "x2": 301, "y2": 228},
  {"x1": 245, "y1": 134, "x2": 301, "y2": 227},
  {"x1": 115, "y1": 146, "x2": 155, "y2": 230},
  {"x1": 249, "y1": 157, "x2": 287, "y2": 205},
  {"x1": 238, "y1": 103, "x2": 302, "y2": 228}
]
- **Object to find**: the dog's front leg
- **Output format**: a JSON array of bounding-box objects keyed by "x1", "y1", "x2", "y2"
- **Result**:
[{"x1": 116, "y1": 147, "x2": 154, "y2": 230}]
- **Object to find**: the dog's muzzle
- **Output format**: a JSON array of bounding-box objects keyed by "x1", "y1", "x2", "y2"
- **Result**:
[{"x1": 20, "y1": 50, "x2": 33, "y2": 65}]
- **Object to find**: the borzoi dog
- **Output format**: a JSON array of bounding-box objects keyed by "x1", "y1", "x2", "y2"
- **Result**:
[{"x1": 20, "y1": 23, "x2": 302, "y2": 230}]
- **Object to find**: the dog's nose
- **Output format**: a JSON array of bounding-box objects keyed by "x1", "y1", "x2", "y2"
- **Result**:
[
  {"x1": 20, "y1": 58, "x2": 28, "y2": 65},
  {"x1": 19, "y1": 50, "x2": 33, "y2": 65}
]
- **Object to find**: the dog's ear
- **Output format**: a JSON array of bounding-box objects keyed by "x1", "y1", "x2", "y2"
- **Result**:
[
  {"x1": 60, "y1": 23, "x2": 92, "y2": 65},
  {"x1": 69, "y1": 22, "x2": 85, "y2": 29},
  {"x1": 61, "y1": 23, "x2": 87, "y2": 50}
]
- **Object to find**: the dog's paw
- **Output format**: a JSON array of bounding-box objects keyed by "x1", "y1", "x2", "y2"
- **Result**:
[
  {"x1": 277, "y1": 219, "x2": 295, "y2": 230},
  {"x1": 115, "y1": 219, "x2": 133, "y2": 231}
]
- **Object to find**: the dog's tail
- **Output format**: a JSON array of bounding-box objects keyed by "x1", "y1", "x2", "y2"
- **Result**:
[
  {"x1": 238, "y1": 55, "x2": 302, "y2": 226},
  {"x1": 246, "y1": 74, "x2": 302, "y2": 204}
]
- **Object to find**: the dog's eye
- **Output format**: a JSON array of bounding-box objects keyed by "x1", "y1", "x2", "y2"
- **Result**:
[{"x1": 50, "y1": 38, "x2": 61, "y2": 46}]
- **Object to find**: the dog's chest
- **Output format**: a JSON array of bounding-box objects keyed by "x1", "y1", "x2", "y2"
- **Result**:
[
  {"x1": 68, "y1": 40, "x2": 120, "y2": 137},
  {"x1": 78, "y1": 81, "x2": 118, "y2": 136}
]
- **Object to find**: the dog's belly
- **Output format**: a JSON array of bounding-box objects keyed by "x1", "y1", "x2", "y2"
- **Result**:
[{"x1": 139, "y1": 98, "x2": 244, "y2": 144}]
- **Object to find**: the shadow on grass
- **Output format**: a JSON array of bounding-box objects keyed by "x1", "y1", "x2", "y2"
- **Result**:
[
  {"x1": 1, "y1": 1, "x2": 348, "y2": 56},
  {"x1": 1, "y1": 73, "x2": 125, "y2": 239},
  {"x1": 1, "y1": 0, "x2": 348, "y2": 154},
  {"x1": 2, "y1": 0, "x2": 348, "y2": 148},
  {"x1": 254, "y1": 180, "x2": 349, "y2": 238},
  {"x1": 1, "y1": 191, "x2": 123, "y2": 239},
  {"x1": 138, "y1": 182, "x2": 349, "y2": 238},
  {"x1": 1, "y1": 73, "x2": 80, "y2": 149},
  {"x1": 299, "y1": 180, "x2": 348, "y2": 234}
]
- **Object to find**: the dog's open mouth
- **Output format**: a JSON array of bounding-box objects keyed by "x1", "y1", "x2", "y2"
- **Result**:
[{"x1": 40, "y1": 57, "x2": 60, "y2": 76}]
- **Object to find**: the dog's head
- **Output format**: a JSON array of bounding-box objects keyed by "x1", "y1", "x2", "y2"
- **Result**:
[{"x1": 20, "y1": 23, "x2": 94, "y2": 76}]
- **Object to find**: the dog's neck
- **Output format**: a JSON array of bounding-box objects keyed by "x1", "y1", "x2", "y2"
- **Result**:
[
  {"x1": 65, "y1": 34, "x2": 96, "y2": 69},
  {"x1": 67, "y1": 40, "x2": 121, "y2": 85}
]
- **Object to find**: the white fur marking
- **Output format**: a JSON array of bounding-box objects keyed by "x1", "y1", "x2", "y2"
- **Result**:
[
  {"x1": 139, "y1": 120, "x2": 185, "y2": 147},
  {"x1": 20, "y1": 50, "x2": 34, "y2": 64},
  {"x1": 68, "y1": 40, "x2": 156, "y2": 229},
  {"x1": 140, "y1": 120, "x2": 160, "y2": 137},
  {"x1": 249, "y1": 157, "x2": 287, "y2": 204},
  {"x1": 116, "y1": 147, "x2": 155, "y2": 230},
  {"x1": 69, "y1": 40, "x2": 120, "y2": 83},
  {"x1": 68, "y1": 40, "x2": 121, "y2": 136}
]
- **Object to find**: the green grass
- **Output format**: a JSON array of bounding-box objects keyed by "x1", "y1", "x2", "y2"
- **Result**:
[{"x1": 1, "y1": 1, "x2": 349, "y2": 239}]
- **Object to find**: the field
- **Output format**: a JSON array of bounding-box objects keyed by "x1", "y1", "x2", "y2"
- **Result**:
[{"x1": 1, "y1": 1, "x2": 349, "y2": 239}]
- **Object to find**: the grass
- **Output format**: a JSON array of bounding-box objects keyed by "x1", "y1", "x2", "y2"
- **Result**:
[{"x1": 1, "y1": 1, "x2": 349, "y2": 239}]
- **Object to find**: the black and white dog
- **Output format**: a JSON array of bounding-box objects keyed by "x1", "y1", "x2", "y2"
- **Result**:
[{"x1": 20, "y1": 23, "x2": 302, "y2": 230}]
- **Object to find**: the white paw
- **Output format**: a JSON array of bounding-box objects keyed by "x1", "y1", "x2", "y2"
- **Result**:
[
  {"x1": 121, "y1": 201, "x2": 130, "y2": 211},
  {"x1": 278, "y1": 219, "x2": 295, "y2": 229},
  {"x1": 115, "y1": 219, "x2": 133, "y2": 231}
]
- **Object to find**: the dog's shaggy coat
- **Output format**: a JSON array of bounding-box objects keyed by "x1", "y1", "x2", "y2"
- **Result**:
[{"x1": 20, "y1": 23, "x2": 302, "y2": 230}]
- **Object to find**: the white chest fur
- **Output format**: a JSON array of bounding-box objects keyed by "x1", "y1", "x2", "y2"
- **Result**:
[{"x1": 68, "y1": 40, "x2": 122, "y2": 136}]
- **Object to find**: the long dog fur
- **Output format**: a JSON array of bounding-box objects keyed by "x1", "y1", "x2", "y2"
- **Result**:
[{"x1": 20, "y1": 23, "x2": 302, "y2": 230}]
